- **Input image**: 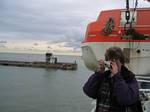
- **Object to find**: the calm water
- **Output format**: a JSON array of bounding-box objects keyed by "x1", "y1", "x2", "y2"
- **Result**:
[{"x1": 0, "y1": 53, "x2": 93, "y2": 112}]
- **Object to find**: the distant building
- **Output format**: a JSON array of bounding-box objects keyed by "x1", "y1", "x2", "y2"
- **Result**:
[{"x1": 45, "y1": 53, "x2": 57, "y2": 64}]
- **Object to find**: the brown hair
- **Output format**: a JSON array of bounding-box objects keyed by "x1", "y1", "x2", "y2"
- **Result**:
[{"x1": 105, "y1": 46, "x2": 125, "y2": 64}]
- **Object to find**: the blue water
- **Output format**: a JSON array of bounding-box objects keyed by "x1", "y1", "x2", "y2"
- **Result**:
[{"x1": 0, "y1": 53, "x2": 93, "y2": 112}]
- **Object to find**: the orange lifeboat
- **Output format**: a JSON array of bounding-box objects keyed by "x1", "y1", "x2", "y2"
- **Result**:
[{"x1": 81, "y1": 8, "x2": 150, "y2": 75}]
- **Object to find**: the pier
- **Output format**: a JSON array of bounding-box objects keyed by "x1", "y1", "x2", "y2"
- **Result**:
[
  {"x1": 0, "y1": 53, "x2": 77, "y2": 70},
  {"x1": 0, "y1": 60, "x2": 77, "y2": 70}
]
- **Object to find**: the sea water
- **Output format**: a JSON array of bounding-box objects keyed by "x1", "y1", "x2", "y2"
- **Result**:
[{"x1": 0, "y1": 53, "x2": 93, "y2": 112}]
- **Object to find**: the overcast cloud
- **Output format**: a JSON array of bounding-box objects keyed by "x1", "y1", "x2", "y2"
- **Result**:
[{"x1": 0, "y1": 0, "x2": 149, "y2": 54}]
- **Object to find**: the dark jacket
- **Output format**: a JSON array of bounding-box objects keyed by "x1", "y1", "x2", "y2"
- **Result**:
[{"x1": 83, "y1": 66, "x2": 139, "y2": 112}]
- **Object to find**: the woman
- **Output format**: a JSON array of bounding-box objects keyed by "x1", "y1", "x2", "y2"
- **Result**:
[{"x1": 83, "y1": 46, "x2": 141, "y2": 112}]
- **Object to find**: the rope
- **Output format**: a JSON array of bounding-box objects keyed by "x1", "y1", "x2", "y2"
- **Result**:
[{"x1": 131, "y1": 0, "x2": 138, "y2": 24}]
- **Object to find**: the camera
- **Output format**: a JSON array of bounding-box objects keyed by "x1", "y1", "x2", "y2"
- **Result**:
[{"x1": 104, "y1": 61, "x2": 111, "y2": 69}]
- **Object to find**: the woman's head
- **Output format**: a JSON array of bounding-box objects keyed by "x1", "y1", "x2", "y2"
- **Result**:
[{"x1": 105, "y1": 46, "x2": 125, "y2": 65}]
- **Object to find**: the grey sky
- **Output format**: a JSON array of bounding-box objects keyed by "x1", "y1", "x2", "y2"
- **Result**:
[{"x1": 0, "y1": 0, "x2": 149, "y2": 54}]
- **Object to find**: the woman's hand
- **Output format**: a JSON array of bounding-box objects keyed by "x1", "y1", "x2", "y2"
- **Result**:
[
  {"x1": 110, "y1": 60, "x2": 119, "y2": 76},
  {"x1": 97, "y1": 59, "x2": 105, "y2": 73}
]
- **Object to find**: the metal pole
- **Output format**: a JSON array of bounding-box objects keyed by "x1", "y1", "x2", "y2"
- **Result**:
[{"x1": 126, "y1": 0, "x2": 130, "y2": 24}]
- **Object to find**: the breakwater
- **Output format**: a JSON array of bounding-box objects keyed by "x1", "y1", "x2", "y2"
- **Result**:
[{"x1": 0, "y1": 60, "x2": 77, "y2": 70}]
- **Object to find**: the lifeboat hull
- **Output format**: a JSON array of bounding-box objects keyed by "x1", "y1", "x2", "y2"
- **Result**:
[{"x1": 82, "y1": 8, "x2": 150, "y2": 75}]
